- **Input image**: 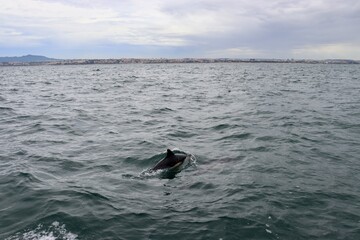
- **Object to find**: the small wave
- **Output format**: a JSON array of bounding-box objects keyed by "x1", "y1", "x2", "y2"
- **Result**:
[
  {"x1": 254, "y1": 135, "x2": 278, "y2": 141},
  {"x1": 167, "y1": 130, "x2": 197, "y2": 138},
  {"x1": 5, "y1": 221, "x2": 78, "y2": 240},
  {"x1": 0, "y1": 106, "x2": 14, "y2": 111},
  {"x1": 30, "y1": 155, "x2": 85, "y2": 172},
  {"x1": 79, "y1": 189, "x2": 110, "y2": 202},
  {"x1": 0, "y1": 106, "x2": 15, "y2": 117},
  {"x1": 4, "y1": 171, "x2": 43, "y2": 187},
  {"x1": 18, "y1": 123, "x2": 46, "y2": 136},
  {"x1": 219, "y1": 132, "x2": 251, "y2": 140},
  {"x1": 151, "y1": 107, "x2": 174, "y2": 114},
  {"x1": 211, "y1": 123, "x2": 232, "y2": 131},
  {"x1": 188, "y1": 181, "x2": 217, "y2": 190}
]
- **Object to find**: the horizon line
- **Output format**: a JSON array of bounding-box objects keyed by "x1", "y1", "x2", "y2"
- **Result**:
[{"x1": 1, "y1": 54, "x2": 360, "y2": 62}]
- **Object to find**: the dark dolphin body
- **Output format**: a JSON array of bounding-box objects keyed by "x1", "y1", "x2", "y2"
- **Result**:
[{"x1": 152, "y1": 149, "x2": 187, "y2": 171}]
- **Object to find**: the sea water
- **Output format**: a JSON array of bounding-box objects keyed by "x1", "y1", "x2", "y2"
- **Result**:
[{"x1": 0, "y1": 63, "x2": 359, "y2": 239}]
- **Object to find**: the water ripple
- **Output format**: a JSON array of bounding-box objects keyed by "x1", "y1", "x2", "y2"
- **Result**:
[{"x1": 1, "y1": 63, "x2": 360, "y2": 239}]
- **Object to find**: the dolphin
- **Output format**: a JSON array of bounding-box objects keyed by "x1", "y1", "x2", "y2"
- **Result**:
[{"x1": 152, "y1": 149, "x2": 188, "y2": 171}]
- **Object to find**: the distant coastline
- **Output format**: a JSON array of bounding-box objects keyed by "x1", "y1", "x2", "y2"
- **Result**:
[
  {"x1": 0, "y1": 55, "x2": 359, "y2": 66},
  {"x1": 0, "y1": 54, "x2": 57, "y2": 64}
]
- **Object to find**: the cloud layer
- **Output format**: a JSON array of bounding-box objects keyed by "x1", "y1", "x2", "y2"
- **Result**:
[{"x1": 1, "y1": 0, "x2": 360, "y2": 59}]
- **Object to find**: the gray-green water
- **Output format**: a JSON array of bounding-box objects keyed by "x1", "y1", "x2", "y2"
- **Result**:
[{"x1": 0, "y1": 63, "x2": 359, "y2": 239}]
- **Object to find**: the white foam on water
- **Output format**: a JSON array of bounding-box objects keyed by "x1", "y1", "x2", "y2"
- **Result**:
[
  {"x1": 189, "y1": 154, "x2": 197, "y2": 167},
  {"x1": 6, "y1": 221, "x2": 78, "y2": 240}
]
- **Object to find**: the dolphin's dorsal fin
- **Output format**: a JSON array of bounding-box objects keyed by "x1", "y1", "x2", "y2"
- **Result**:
[{"x1": 166, "y1": 149, "x2": 175, "y2": 157}]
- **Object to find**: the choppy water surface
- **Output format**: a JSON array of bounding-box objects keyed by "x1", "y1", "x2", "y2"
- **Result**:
[{"x1": 1, "y1": 63, "x2": 359, "y2": 239}]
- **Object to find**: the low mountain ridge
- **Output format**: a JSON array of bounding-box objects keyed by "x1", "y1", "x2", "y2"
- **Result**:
[{"x1": 0, "y1": 54, "x2": 57, "y2": 63}]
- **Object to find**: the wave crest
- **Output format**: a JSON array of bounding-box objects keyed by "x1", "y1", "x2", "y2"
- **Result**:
[{"x1": 5, "y1": 221, "x2": 77, "y2": 240}]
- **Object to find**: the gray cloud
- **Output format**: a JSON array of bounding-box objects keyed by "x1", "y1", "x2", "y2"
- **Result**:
[{"x1": 1, "y1": 0, "x2": 360, "y2": 59}]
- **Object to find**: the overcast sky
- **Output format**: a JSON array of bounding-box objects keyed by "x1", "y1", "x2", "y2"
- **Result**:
[{"x1": 1, "y1": 0, "x2": 360, "y2": 59}]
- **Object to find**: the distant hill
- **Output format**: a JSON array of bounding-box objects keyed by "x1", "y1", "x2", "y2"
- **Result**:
[{"x1": 0, "y1": 55, "x2": 57, "y2": 63}]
